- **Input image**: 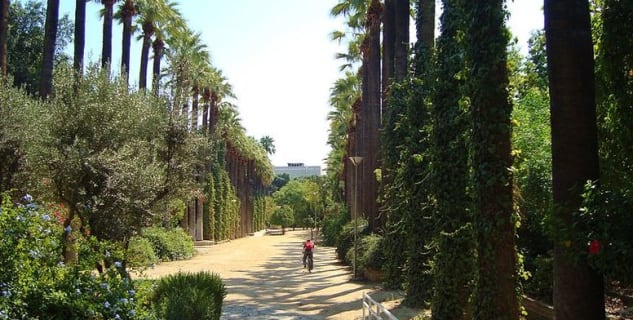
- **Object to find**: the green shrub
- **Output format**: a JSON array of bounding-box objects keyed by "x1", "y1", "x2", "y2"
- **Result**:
[
  {"x1": 127, "y1": 236, "x2": 159, "y2": 268},
  {"x1": 142, "y1": 227, "x2": 195, "y2": 261},
  {"x1": 337, "y1": 218, "x2": 368, "y2": 262},
  {"x1": 321, "y1": 208, "x2": 348, "y2": 246},
  {"x1": 523, "y1": 254, "x2": 553, "y2": 304},
  {"x1": 151, "y1": 271, "x2": 226, "y2": 320},
  {"x1": 345, "y1": 233, "x2": 384, "y2": 275},
  {"x1": 270, "y1": 205, "x2": 295, "y2": 228},
  {"x1": 0, "y1": 193, "x2": 155, "y2": 319}
]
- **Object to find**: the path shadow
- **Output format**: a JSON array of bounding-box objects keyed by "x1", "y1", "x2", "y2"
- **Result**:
[{"x1": 219, "y1": 232, "x2": 380, "y2": 319}]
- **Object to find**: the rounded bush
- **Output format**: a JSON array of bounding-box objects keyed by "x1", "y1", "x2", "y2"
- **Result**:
[
  {"x1": 151, "y1": 271, "x2": 226, "y2": 320},
  {"x1": 142, "y1": 227, "x2": 194, "y2": 261},
  {"x1": 127, "y1": 236, "x2": 159, "y2": 268}
]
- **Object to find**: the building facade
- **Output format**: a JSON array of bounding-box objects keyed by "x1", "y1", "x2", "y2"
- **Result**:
[{"x1": 273, "y1": 162, "x2": 321, "y2": 179}]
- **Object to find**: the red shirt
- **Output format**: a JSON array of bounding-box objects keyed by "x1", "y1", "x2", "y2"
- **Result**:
[{"x1": 304, "y1": 241, "x2": 314, "y2": 251}]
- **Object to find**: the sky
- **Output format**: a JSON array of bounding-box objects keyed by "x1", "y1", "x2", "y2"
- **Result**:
[{"x1": 58, "y1": 0, "x2": 543, "y2": 168}]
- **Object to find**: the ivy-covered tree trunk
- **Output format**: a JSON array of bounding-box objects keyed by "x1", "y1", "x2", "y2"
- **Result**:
[
  {"x1": 416, "y1": 0, "x2": 435, "y2": 64},
  {"x1": 596, "y1": 0, "x2": 633, "y2": 189},
  {"x1": 430, "y1": 0, "x2": 473, "y2": 318},
  {"x1": 544, "y1": 1, "x2": 604, "y2": 319},
  {"x1": 464, "y1": 1, "x2": 519, "y2": 319}
]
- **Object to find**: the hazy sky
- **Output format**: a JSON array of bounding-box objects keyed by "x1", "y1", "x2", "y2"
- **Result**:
[{"x1": 59, "y1": 0, "x2": 543, "y2": 168}]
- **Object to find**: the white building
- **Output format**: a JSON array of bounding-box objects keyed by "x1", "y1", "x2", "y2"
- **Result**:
[{"x1": 273, "y1": 162, "x2": 321, "y2": 179}]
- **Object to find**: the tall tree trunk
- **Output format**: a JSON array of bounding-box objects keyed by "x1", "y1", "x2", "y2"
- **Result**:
[
  {"x1": 431, "y1": 0, "x2": 472, "y2": 316},
  {"x1": 73, "y1": 0, "x2": 86, "y2": 76},
  {"x1": 382, "y1": 0, "x2": 395, "y2": 124},
  {"x1": 101, "y1": 0, "x2": 115, "y2": 72},
  {"x1": 0, "y1": 0, "x2": 9, "y2": 77},
  {"x1": 202, "y1": 88, "x2": 210, "y2": 135},
  {"x1": 39, "y1": 0, "x2": 59, "y2": 99},
  {"x1": 209, "y1": 94, "x2": 219, "y2": 135},
  {"x1": 138, "y1": 21, "x2": 153, "y2": 90},
  {"x1": 192, "y1": 86, "x2": 199, "y2": 130},
  {"x1": 121, "y1": 0, "x2": 134, "y2": 84},
  {"x1": 465, "y1": 1, "x2": 519, "y2": 319},
  {"x1": 394, "y1": 0, "x2": 409, "y2": 82},
  {"x1": 417, "y1": 0, "x2": 435, "y2": 62},
  {"x1": 360, "y1": 0, "x2": 382, "y2": 232},
  {"x1": 544, "y1": 1, "x2": 604, "y2": 319},
  {"x1": 152, "y1": 38, "x2": 164, "y2": 95}
]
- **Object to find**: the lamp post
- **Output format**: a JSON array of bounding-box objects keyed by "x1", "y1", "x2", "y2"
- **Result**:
[{"x1": 349, "y1": 156, "x2": 363, "y2": 280}]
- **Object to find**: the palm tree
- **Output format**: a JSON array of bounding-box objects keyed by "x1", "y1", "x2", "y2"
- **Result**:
[
  {"x1": 73, "y1": 0, "x2": 86, "y2": 76},
  {"x1": 326, "y1": 71, "x2": 359, "y2": 205},
  {"x1": 464, "y1": 1, "x2": 519, "y2": 318},
  {"x1": 118, "y1": 0, "x2": 135, "y2": 83},
  {"x1": 204, "y1": 67, "x2": 233, "y2": 136},
  {"x1": 136, "y1": 0, "x2": 182, "y2": 91},
  {"x1": 393, "y1": 0, "x2": 409, "y2": 81},
  {"x1": 39, "y1": 0, "x2": 59, "y2": 99},
  {"x1": 329, "y1": 0, "x2": 366, "y2": 223},
  {"x1": 382, "y1": 0, "x2": 395, "y2": 107},
  {"x1": 0, "y1": 0, "x2": 9, "y2": 77},
  {"x1": 358, "y1": 0, "x2": 382, "y2": 232},
  {"x1": 163, "y1": 28, "x2": 209, "y2": 118},
  {"x1": 544, "y1": 0, "x2": 604, "y2": 319},
  {"x1": 259, "y1": 136, "x2": 276, "y2": 155},
  {"x1": 98, "y1": 0, "x2": 117, "y2": 72},
  {"x1": 416, "y1": 0, "x2": 435, "y2": 61},
  {"x1": 150, "y1": 3, "x2": 184, "y2": 94}
]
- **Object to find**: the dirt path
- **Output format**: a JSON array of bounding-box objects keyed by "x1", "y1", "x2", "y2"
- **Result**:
[{"x1": 134, "y1": 229, "x2": 420, "y2": 319}]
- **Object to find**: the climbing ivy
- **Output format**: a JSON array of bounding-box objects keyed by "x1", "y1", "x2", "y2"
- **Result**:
[
  {"x1": 463, "y1": 1, "x2": 520, "y2": 319},
  {"x1": 430, "y1": 0, "x2": 475, "y2": 317}
]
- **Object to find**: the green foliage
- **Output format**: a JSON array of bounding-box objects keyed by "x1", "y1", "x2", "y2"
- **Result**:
[
  {"x1": 572, "y1": 183, "x2": 633, "y2": 282},
  {"x1": 0, "y1": 78, "x2": 40, "y2": 194},
  {"x1": 270, "y1": 205, "x2": 295, "y2": 228},
  {"x1": 522, "y1": 255, "x2": 553, "y2": 304},
  {"x1": 141, "y1": 227, "x2": 195, "y2": 262},
  {"x1": 427, "y1": 0, "x2": 475, "y2": 313},
  {"x1": 595, "y1": 0, "x2": 633, "y2": 193},
  {"x1": 321, "y1": 208, "x2": 349, "y2": 246},
  {"x1": 509, "y1": 36, "x2": 554, "y2": 303},
  {"x1": 127, "y1": 236, "x2": 159, "y2": 268},
  {"x1": 271, "y1": 173, "x2": 290, "y2": 192},
  {"x1": 19, "y1": 65, "x2": 198, "y2": 246},
  {"x1": 354, "y1": 234, "x2": 385, "y2": 271},
  {"x1": 336, "y1": 218, "x2": 368, "y2": 262},
  {"x1": 272, "y1": 179, "x2": 321, "y2": 228},
  {"x1": 150, "y1": 271, "x2": 226, "y2": 320},
  {"x1": 0, "y1": 193, "x2": 155, "y2": 319},
  {"x1": 6, "y1": 0, "x2": 73, "y2": 96}
]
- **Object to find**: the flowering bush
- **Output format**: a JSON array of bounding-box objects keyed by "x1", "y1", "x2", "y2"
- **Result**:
[
  {"x1": 577, "y1": 183, "x2": 633, "y2": 282},
  {"x1": 0, "y1": 193, "x2": 157, "y2": 319}
]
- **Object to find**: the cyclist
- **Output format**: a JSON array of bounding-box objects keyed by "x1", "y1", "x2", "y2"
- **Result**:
[{"x1": 303, "y1": 239, "x2": 314, "y2": 269}]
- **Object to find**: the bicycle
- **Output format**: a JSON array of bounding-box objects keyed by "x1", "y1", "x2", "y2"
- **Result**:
[{"x1": 305, "y1": 251, "x2": 314, "y2": 273}]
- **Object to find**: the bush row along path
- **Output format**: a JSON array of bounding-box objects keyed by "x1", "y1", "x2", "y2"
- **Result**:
[{"x1": 134, "y1": 229, "x2": 420, "y2": 320}]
